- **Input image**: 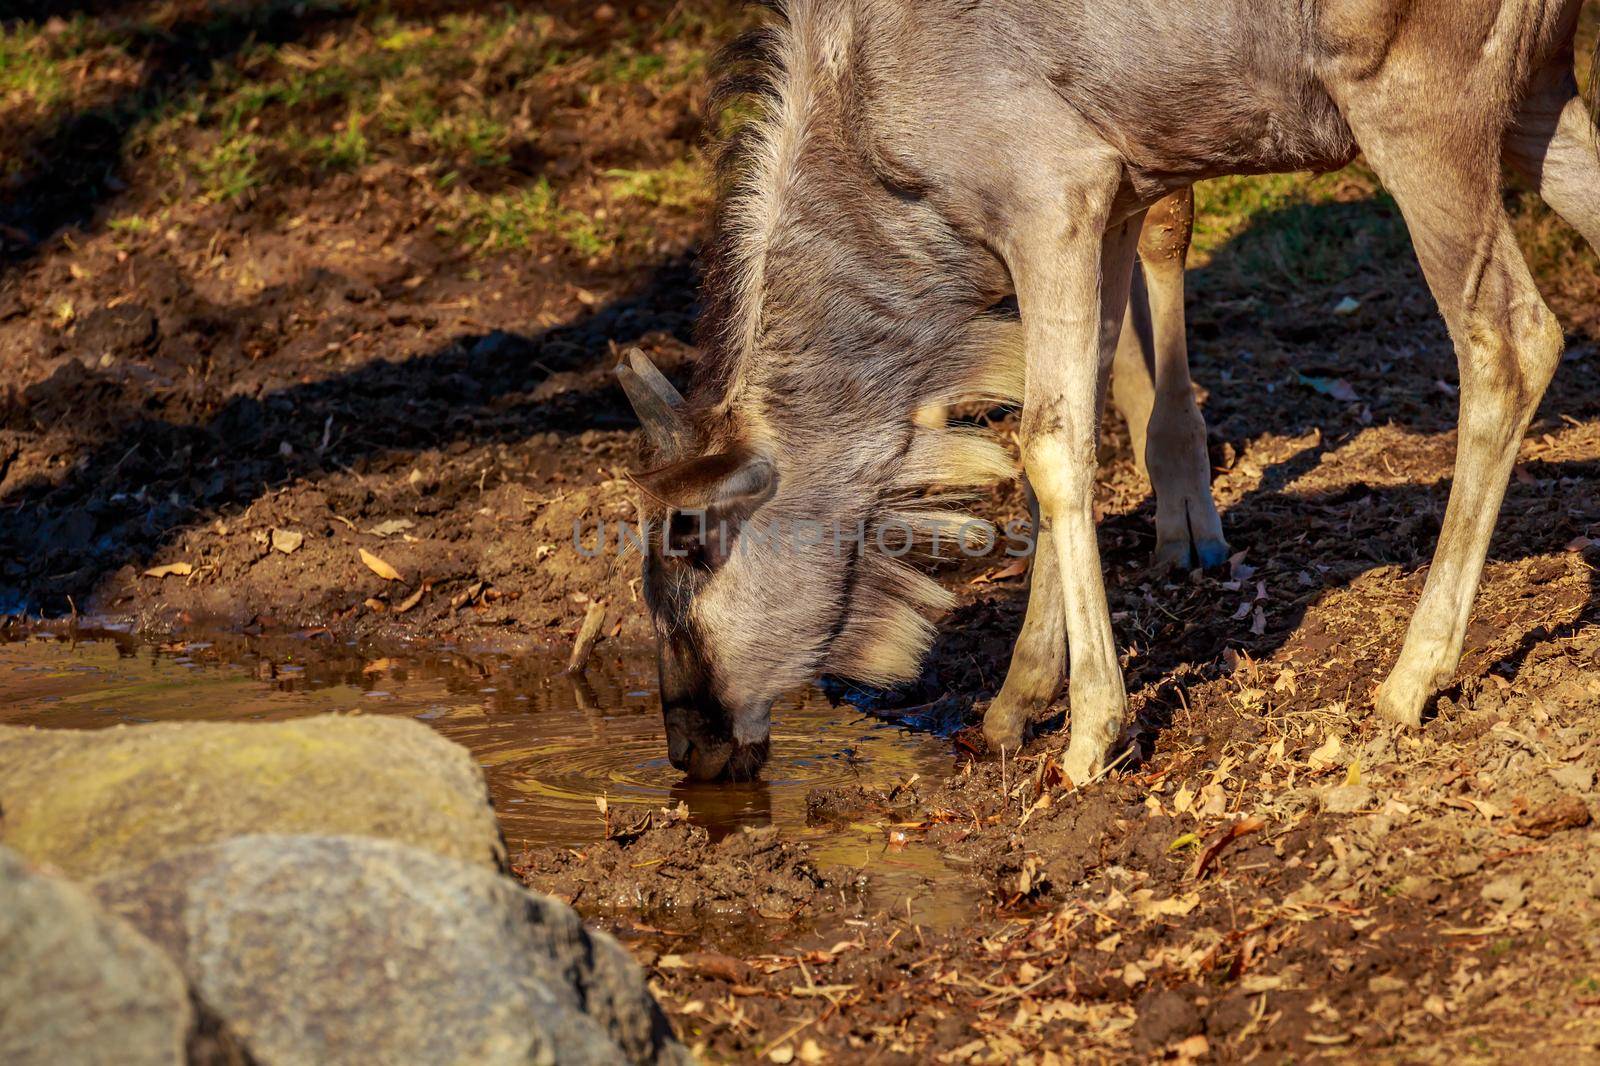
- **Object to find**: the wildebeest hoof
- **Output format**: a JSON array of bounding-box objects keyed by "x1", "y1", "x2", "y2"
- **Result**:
[
  {"x1": 981, "y1": 720, "x2": 1025, "y2": 757},
  {"x1": 980, "y1": 701, "x2": 1029, "y2": 756},
  {"x1": 1153, "y1": 533, "x2": 1229, "y2": 572},
  {"x1": 1373, "y1": 678, "x2": 1426, "y2": 729},
  {"x1": 1061, "y1": 744, "x2": 1105, "y2": 788}
]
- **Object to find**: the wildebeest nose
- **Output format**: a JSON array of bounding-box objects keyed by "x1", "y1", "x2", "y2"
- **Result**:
[{"x1": 667, "y1": 733, "x2": 692, "y2": 772}]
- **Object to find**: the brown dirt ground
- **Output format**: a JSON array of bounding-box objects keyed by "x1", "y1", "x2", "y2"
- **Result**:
[{"x1": 6, "y1": 2, "x2": 1600, "y2": 1063}]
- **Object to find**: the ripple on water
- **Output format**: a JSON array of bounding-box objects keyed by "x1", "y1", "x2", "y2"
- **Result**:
[{"x1": 0, "y1": 630, "x2": 955, "y2": 851}]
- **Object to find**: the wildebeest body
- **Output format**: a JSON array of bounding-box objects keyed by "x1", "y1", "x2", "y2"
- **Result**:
[{"x1": 618, "y1": 0, "x2": 1600, "y2": 783}]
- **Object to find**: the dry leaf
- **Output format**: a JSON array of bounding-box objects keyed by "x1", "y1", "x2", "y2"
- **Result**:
[
  {"x1": 366, "y1": 518, "x2": 416, "y2": 538},
  {"x1": 1229, "y1": 552, "x2": 1256, "y2": 582},
  {"x1": 655, "y1": 952, "x2": 757, "y2": 984},
  {"x1": 1308, "y1": 734, "x2": 1343, "y2": 769},
  {"x1": 970, "y1": 557, "x2": 1029, "y2": 585},
  {"x1": 394, "y1": 585, "x2": 426, "y2": 613},
  {"x1": 143, "y1": 562, "x2": 192, "y2": 578},
  {"x1": 271, "y1": 528, "x2": 304, "y2": 554},
  {"x1": 1132, "y1": 889, "x2": 1201, "y2": 918},
  {"x1": 1296, "y1": 372, "x2": 1360, "y2": 403},
  {"x1": 1197, "y1": 783, "x2": 1229, "y2": 817},
  {"x1": 359, "y1": 548, "x2": 402, "y2": 581}
]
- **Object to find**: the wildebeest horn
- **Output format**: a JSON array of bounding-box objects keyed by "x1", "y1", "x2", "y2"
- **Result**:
[
  {"x1": 627, "y1": 347, "x2": 685, "y2": 408},
  {"x1": 615, "y1": 348, "x2": 689, "y2": 457}
]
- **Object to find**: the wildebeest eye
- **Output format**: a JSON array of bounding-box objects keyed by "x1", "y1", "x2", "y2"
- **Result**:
[
  {"x1": 665, "y1": 508, "x2": 743, "y2": 571},
  {"x1": 665, "y1": 509, "x2": 715, "y2": 571}
]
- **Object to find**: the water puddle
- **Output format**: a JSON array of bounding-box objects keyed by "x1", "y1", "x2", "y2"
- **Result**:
[{"x1": 0, "y1": 627, "x2": 976, "y2": 927}]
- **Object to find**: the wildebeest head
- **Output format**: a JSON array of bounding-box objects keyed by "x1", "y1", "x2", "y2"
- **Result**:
[{"x1": 616, "y1": 348, "x2": 1007, "y2": 781}]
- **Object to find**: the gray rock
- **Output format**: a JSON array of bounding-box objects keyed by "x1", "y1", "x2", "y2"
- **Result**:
[
  {"x1": 1397, "y1": 875, "x2": 1443, "y2": 903},
  {"x1": 1132, "y1": 987, "x2": 1203, "y2": 1048},
  {"x1": 1320, "y1": 784, "x2": 1375, "y2": 814},
  {"x1": 1550, "y1": 764, "x2": 1595, "y2": 794},
  {"x1": 0, "y1": 845, "x2": 191, "y2": 1066},
  {"x1": 1480, "y1": 874, "x2": 1528, "y2": 910},
  {"x1": 92, "y1": 834, "x2": 690, "y2": 1066},
  {"x1": 0, "y1": 716, "x2": 505, "y2": 878},
  {"x1": 76, "y1": 303, "x2": 159, "y2": 358}
]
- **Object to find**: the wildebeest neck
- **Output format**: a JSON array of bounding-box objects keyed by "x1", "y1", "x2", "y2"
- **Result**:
[{"x1": 693, "y1": 1, "x2": 1017, "y2": 457}]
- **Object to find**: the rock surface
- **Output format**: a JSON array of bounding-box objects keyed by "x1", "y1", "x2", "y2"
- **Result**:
[
  {"x1": 0, "y1": 716, "x2": 505, "y2": 878},
  {"x1": 93, "y1": 834, "x2": 690, "y2": 1066},
  {"x1": 0, "y1": 845, "x2": 192, "y2": 1066}
]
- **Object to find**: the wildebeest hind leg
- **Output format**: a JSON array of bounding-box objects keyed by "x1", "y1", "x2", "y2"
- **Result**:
[
  {"x1": 1350, "y1": 112, "x2": 1565, "y2": 727},
  {"x1": 1137, "y1": 190, "x2": 1227, "y2": 570},
  {"x1": 1110, "y1": 270, "x2": 1157, "y2": 475}
]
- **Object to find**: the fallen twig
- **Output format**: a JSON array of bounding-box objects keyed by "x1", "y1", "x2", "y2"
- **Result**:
[{"x1": 566, "y1": 600, "x2": 608, "y2": 675}]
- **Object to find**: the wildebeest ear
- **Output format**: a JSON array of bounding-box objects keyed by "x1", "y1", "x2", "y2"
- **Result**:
[
  {"x1": 615, "y1": 348, "x2": 689, "y2": 460},
  {"x1": 634, "y1": 449, "x2": 777, "y2": 567},
  {"x1": 634, "y1": 449, "x2": 776, "y2": 512}
]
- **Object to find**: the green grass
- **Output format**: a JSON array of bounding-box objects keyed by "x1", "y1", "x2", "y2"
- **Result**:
[
  {"x1": 436, "y1": 157, "x2": 712, "y2": 261},
  {"x1": 17, "y1": 0, "x2": 1587, "y2": 282},
  {"x1": 107, "y1": 215, "x2": 155, "y2": 234},
  {"x1": 0, "y1": 16, "x2": 127, "y2": 115},
  {"x1": 138, "y1": 11, "x2": 553, "y2": 177},
  {"x1": 299, "y1": 109, "x2": 373, "y2": 171},
  {"x1": 5, "y1": 3, "x2": 730, "y2": 261},
  {"x1": 1192, "y1": 166, "x2": 1412, "y2": 298},
  {"x1": 0, "y1": 27, "x2": 69, "y2": 110},
  {"x1": 449, "y1": 179, "x2": 609, "y2": 258},
  {"x1": 604, "y1": 160, "x2": 705, "y2": 210},
  {"x1": 196, "y1": 132, "x2": 262, "y2": 204}
]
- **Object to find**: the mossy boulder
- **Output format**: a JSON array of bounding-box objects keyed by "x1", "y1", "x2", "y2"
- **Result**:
[
  {"x1": 0, "y1": 716, "x2": 505, "y2": 878},
  {"x1": 92, "y1": 834, "x2": 691, "y2": 1066},
  {"x1": 0, "y1": 845, "x2": 192, "y2": 1066}
]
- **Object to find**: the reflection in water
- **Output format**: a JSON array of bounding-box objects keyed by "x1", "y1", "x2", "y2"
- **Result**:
[
  {"x1": 669, "y1": 780, "x2": 774, "y2": 840},
  {"x1": 0, "y1": 628, "x2": 954, "y2": 858}
]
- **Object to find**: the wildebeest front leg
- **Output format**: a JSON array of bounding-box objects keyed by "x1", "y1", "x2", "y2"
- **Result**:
[
  {"x1": 982, "y1": 474, "x2": 1064, "y2": 753},
  {"x1": 1348, "y1": 106, "x2": 1565, "y2": 727},
  {"x1": 1016, "y1": 200, "x2": 1141, "y2": 783}
]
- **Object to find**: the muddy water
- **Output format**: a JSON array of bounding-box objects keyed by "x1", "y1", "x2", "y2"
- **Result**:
[{"x1": 0, "y1": 627, "x2": 972, "y2": 924}]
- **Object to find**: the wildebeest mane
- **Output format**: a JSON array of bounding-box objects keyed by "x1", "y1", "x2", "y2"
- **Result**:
[{"x1": 684, "y1": 0, "x2": 1025, "y2": 686}]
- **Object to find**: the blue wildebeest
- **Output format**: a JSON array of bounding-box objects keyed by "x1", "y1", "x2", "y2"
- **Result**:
[{"x1": 617, "y1": 0, "x2": 1600, "y2": 783}]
